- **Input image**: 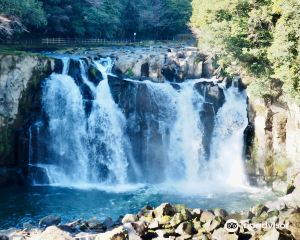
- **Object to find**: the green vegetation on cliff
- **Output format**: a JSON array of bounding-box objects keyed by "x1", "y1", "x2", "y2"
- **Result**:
[{"x1": 191, "y1": 0, "x2": 300, "y2": 104}]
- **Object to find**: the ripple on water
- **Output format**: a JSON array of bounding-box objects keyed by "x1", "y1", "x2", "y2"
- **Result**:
[{"x1": 0, "y1": 184, "x2": 281, "y2": 229}]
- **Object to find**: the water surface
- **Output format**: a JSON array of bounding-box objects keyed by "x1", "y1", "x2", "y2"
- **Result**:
[{"x1": 0, "y1": 184, "x2": 279, "y2": 229}]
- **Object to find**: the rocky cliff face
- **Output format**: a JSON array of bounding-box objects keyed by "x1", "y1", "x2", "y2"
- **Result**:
[
  {"x1": 0, "y1": 54, "x2": 53, "y2": 185},
  {"x1": 68, "y1": 46, "x2": 212, "y2": 82},
  {"x1": 113, "y1": 48, "x2": 205, "y2": 82},
  {"x1": 245, "y1": 97, "x2": 300, "y2": 190},
  {"x1": 2, "y1": 47, "x2": 298, "y2": 189}
]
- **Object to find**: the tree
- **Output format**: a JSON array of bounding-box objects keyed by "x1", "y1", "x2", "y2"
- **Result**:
[
  {"x1": 190, "y1": 0, "x2": 290, "y2": 101},
  {"x1": 0, "y1": 15, "x2": 25, "y2": 36},
  {"x1": 268, "y1": 0, "x2": 300, "y2": 103},
  {"x1": 0, "y1": 0, "x2": 46, "y2": 33},
  {"x1": 0, "y1": 0, "x2": 192, "y2": 39}
]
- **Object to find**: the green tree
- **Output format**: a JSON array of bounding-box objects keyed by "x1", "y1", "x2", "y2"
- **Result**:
[
  {"x1": 190, "y1": 0, "x2": 300, "y2": 103},
  {"x1": 0, "y1": 0, "x2": 46, "y2": 35}
]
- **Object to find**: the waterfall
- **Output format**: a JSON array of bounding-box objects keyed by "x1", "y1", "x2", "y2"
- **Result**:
[
  {"x1": 30, "y1": 56, "x2": 249, "y2": 191},
  {"x1": 87, "y1": 58, "x2": 130, "y2": 184},
  {"x1": 62, "y1": 57, "x2": 70, "y2": 75},
  {"x1": 167, "y1": 82, "x2": 205, "y2": 182},
  {"x1": 207, "y1": 80, "x2": 248, "y2": 188},
  {"x1": 41, "y1": 72, "x2": 90, "y2": 184},
  {"x1": 31, "y1": 58, "x2": 133, "y2": 186}
]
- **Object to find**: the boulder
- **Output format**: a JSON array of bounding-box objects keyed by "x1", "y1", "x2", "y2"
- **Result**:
[
  {"x1": 39, "y1": 215, "x2": 61, "y2": 228},
  {"x1": 261, "y1": 228, "x2": 280, "y2": 240},
  {"x1": 213, "y1": 209, "x2": 228, "y2": 218},
  {"x1": 291, "y1": 188, "x2": 300, "y2": 208},
  {"x1": 137, "y1": 205, "x2": 154, "y2": 218},
  {"x1": 155, "y1": 229, "x2": 176, "y2": 238},
  {"x1": 121, "y1": 222, "x2": 147, "y2": 240},
  {"x1": 38, "y1": 226, "x2": 73, "y2": 240},
  {"x1": 212, "y1": 228, "x2": 238, "y2": 240},
  {"x1": 170, "y1": 213, "x2": 185, "y2": 227},
  {"x1": 251, "y1": 204, "x2": 268, "y2": 217},
  {"x1": 65, "y1": 219, "x2": 82, "y2": 229},
  {"x1": 157, "y1": 215, "x2": 172, "y2": 226},
  {"x1": 200, "y1": 211, "x2": 215, "y2": 223},
  {"x1": 23, "y1": 221, "x2": 35, "y2": 231},
  {"x1": 192, "y1": 209, "x2": 202, "y2": 219},
  {"x1": 103, "y1": 217, "x2": 115, "y2": 229},
  {"x1": 122, "y1": 214, "x2": 138, "y2": 224},
  {"x1": 80, "y1": 217, "x2": 105, "y2": 232},
  {"x1": 87, "y1": 65, "x2": 103, "y2": 86},
  {"x1": 252, "y1": 211, "x2": 269, "y2": 223},
  {"x1": 175, "y1": 222, "x2": 194, "y2": 236},
  {"x1": 131, "y1": 221, "x2": 147, "y2": 236},
  {"x1": 148, "y1": 220, "x2": 159, "y2": 230},
  {"x1": 95, "y1": 226, "x2": 128, "y2": 240},
  {"x1": 154, "y1": 203, "x2": 176, "y2": 218},
  {"x1": 203, "y1": 217, "x2": 222, "y2": 232},
  {"x1": 289, "y1": 225, "x2": 300, "y2": 240}
]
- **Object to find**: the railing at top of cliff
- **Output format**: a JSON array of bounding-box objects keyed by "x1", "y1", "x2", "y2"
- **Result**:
[
  {"x1": 0, "y1": 38, "x2": 175, "y2": 47},
  {"x1": 41, "y1": 38, "x2": 136, "y2": 46}
]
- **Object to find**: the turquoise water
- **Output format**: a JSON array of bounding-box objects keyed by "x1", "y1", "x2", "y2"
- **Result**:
[{"x1": 0, "y1": 184, "x2": 279, "y2": 229}]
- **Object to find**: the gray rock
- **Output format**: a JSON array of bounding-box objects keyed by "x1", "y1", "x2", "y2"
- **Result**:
[
  {"x1": 95, "y1": 226, "x2": 128, "y2": 240},
  {"x1": 213, "y1": 209, "x2": 228, "y2": 218},
  {"x1": 130, "y1": 221, "x2": 147, "y2": 237},
  {"x1": 154, "y1": 203, "x2": 175, "y2": 218},
  {"x1": 251, "y1": 204, "x2": 268, "y2": 217},
  {"x1": 103, "y1": 217, "x2": 115, "y2": 229},
  {"x1": 175, "y1": 221, "x2": 194, "y2": 236},
  {"x1": 261, "y1": 228, "x2": 280, "y2": 240},
  {"x1": 170, "y1": 213, "x2": 185, "y2": 227},
  {"x1": 203, "y1": 217, "x2": 222, "y2": 232},
  {"x1": 200, "y1": 211, "x2": 215, "y2": 223},
  {"x1": 80, "y1": 217, "x2": 105, "y2": 232},
  {"x1": 38, "y1": 226, "x2": 74, "y2": 240},
  {"x1": 192, "y1": 209, "x2": 202, "y2": 219},
  {"x1": 212, "y1": 228, "x2": 238, "y2": 240},
  {"x1": 148, "y1": 220, "x2": 159, "y2": 230},
  {"x1": 65, "y1": 219, "x2": 82, "y2": 229},
  {"x1": 122, "y1": 214, "x2": 138, "y2": 224},
  {"x1": 23, "y1": 221, "x2": 35, "y2": 231},
  {"x1": 137, "y1": 205, "x2": 153, "y2": 218},
  {"x1": 39, "y1": 215, "x2": 61, "y2": 228}
]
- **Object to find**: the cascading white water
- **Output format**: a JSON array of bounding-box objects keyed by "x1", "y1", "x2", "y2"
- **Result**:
[
  {"x1": 87, "y1": 59, "x2": 130, "y2": 184},
  {"x1": 207, "y1": 80, "x2": 248, "y2": 188},
  {"x1": 32, "y1": 56, "x2": 249, "y2": 191},
  {"x1": 168, "y1": 82, "x2": 205, "y2": 182},
  {"x1": 62, "y1": 57, "x2": 70, "y2": 75},
  {"x1": 79, "y1": 59, "x2": 96, "y2": 94},
  {"x1": 34, "y1": 58, "x2": 132, "y2": 186},
  {"x1": 42, "y1": 73, "x2": 90, "y2": 184}
]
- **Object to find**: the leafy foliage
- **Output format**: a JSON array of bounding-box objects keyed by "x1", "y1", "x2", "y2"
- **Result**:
[
  {"x1": 0, "y1": 0, "x2": 46, "y2": 29},
  {"x1": 0, "y1": 0, "x2": 192, "y2": 39},
  {"x1": 191, "y1": 0, "x2": 300, "y2": 104}
]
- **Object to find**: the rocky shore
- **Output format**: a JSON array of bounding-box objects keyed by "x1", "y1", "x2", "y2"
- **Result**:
[{"x1": 0, "y1": 173, "x2": 299, "y2": 240}]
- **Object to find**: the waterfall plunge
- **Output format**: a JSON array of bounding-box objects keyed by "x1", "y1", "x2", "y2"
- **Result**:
[
  {"x1": 31, "y1": 56, "x2": 249, "y2": 192},
  {"x1": 34, "y1": 58, "x2": 132, "y2": 186}
]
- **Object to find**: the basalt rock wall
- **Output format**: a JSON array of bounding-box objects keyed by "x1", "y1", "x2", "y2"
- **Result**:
[{"x1": 0, "y1": 54, "x2": 54, "y2": 185}]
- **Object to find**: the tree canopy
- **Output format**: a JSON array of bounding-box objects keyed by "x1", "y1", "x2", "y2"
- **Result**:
[
  {"x1": 0, "y1": 0, "x2": 192, "y2": 39},
  {"x1": 191, "y1": 0, "x2": 300, "y2": 104}
]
